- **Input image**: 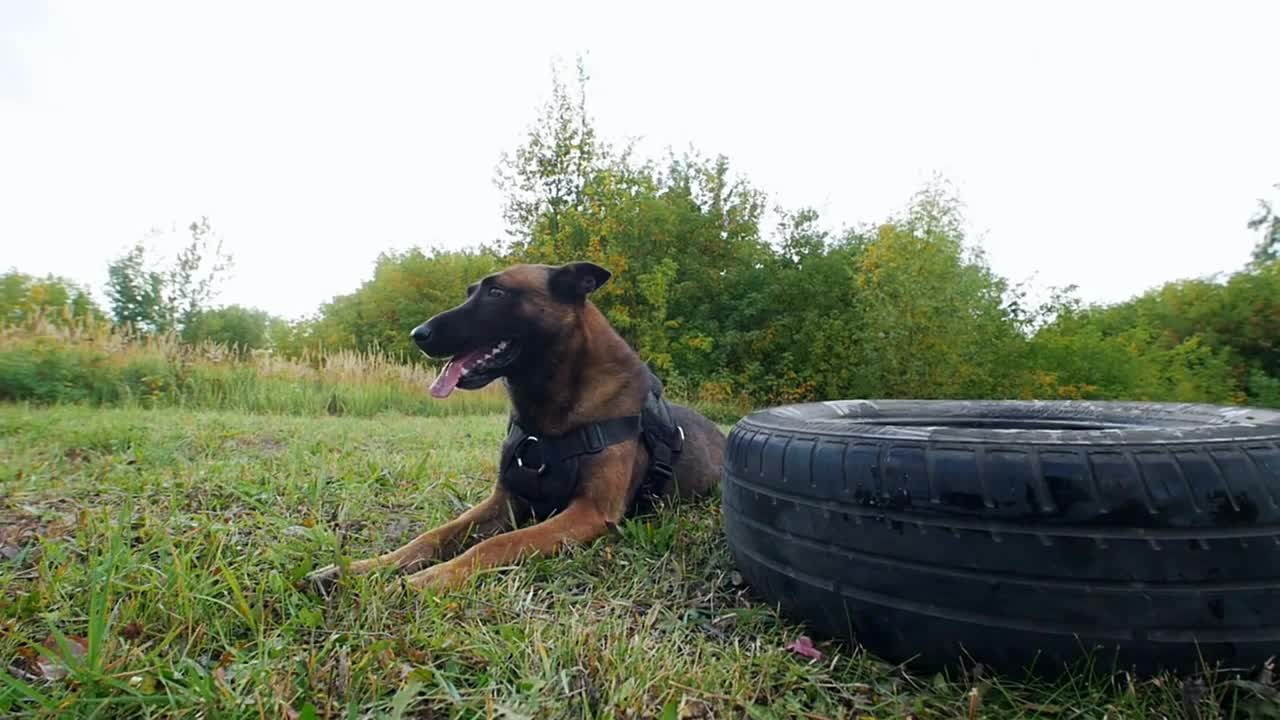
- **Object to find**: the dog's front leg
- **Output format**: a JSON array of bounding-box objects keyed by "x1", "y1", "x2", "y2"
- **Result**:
[
  {"x1": 403, "y1": 498, "x2": 612, "y2": 592},
  {"x1": 308, "y1": 486, "x2": 523, "y2": 591}
]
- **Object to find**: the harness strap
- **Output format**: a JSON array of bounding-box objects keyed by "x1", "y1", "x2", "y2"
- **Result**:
[
  {"x1": 634, "y1": 383, "x2": 685, "y2": 506},
  {"x1": 500, "y1": 371, "x2": 685, "y2": 517},
  {"x1": 501, "y1": 415, "x2": 640, "y2": 517},
  {"x1": 508, "y1": 414, "x2": 641, "y2": 466}
]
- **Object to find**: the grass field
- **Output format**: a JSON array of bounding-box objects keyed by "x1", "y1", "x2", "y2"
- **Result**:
[{"x1": 1, "y1": 405, "x2": 1277, "y2": 718}]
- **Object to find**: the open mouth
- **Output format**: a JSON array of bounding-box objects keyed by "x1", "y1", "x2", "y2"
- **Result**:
[{"x1": 429, "y1": 339, "x2": 520, "y2": 398}]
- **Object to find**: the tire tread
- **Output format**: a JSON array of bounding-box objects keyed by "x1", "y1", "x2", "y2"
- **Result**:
[{"x1": 722, "y1": 403, "x2": 1280, "y2": 675}]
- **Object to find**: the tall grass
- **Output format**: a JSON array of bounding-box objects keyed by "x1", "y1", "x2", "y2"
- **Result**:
[{"x1": 0, "y1": 317, "x2": 510, "y2": 417}]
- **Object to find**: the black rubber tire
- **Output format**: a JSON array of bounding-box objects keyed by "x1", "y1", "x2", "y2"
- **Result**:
[{"x1": 720, "y1": 400, "x2": 1280, "y2": 677}]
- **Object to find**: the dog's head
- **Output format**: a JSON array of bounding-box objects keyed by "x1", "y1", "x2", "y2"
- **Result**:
[{"x1": 411, "y1": 261, "x2": 611, "y2": 397}]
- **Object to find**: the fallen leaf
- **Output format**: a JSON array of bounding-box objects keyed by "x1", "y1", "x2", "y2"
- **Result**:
[
  {"x1": 30, "y1": 634, "x2": 89, "y2": 681},
  {"x1": 48, "y1": 635, "x2": 86, "y2": 659},
  {"x1": 784, "y1": 635, "x2": 824, "y2": 661}
]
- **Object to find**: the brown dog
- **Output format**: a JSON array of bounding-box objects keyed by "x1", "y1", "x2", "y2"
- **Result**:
[{"x1": 309, "y1": 261, "x2": 727, "y2": 592}]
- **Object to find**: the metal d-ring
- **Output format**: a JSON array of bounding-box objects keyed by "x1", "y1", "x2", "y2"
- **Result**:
[{"x1": 515, "y1": 435, "x2": 547, "y2": 475}]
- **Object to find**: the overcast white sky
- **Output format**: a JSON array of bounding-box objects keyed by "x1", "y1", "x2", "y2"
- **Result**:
[{"x1": 3, "y1": 1, "x2": 1277, "y2": 319}]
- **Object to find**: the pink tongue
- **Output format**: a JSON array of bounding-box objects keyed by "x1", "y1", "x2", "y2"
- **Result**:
[{"x1": 429, "y1": 349, "x2": 486, "y2": 398}]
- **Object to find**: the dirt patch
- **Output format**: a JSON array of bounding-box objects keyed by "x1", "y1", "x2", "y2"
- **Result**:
[{"x1": 231, "y1": 434, "x2": 287, "y2": 454}]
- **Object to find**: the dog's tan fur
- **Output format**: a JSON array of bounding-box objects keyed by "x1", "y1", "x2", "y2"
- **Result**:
[{"x1": 309, "y1": 263, "x2": 726, "y2": 592}]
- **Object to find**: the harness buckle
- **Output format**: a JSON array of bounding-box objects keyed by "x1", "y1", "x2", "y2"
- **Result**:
[
  {"x1": 514, "y1": 435, "x2": 547, "y2": 475},
  {"x1": 583, "y1": 423, "x2": 606, "y2": 453}
]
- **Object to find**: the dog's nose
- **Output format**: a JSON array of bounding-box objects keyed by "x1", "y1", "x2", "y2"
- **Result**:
[{"x1": 411, "y1": 324, "x2": 432, "y2": 349}]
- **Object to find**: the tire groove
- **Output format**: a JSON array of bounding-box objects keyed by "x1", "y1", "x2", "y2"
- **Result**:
[
  {"x1": 925, "y1": 440, "x2": 938, "y2": 504},
  {"x1": 1028, "y1": 447, "x2": 1056, "y2": 513},
  {"x1": 1126, "y1": 449, "x2": 1157, "y2": 514},
  {"x1": 875, "y1": 441, "x2": 888, "y2": 500},
  {"x1": 1084, "y1": 450, "x2": 1109, "y2": 513},
  {"x1": 752, "y1": 425, "x2": 762, "y2": 476},
  {"x1": 806, "y1": 437, "x2": 817, "y2": 488},
  {"x1": 1206, "y1": 450, "x2": 1242, "y2": 512},
  {"x1": 839, "y1": 438, "x2": 850, "y2": 496},
  {"x1": 725, "y1": 471, "x2": 1280, "y2": 541},
  {"x1": 1243, "y1": 445, "x2": 1279, "y2": 510},
  {"x1": 779, "y1": 434, "x2": 792, "y2": 484},
  {"x1": 726, "y1": 507, "x2": 1280, "y2": 593},
  {"x1": 975, "y1": 446, "x2": 993, "y2": 509},
  {"x1": 732, "y1": 543, "x2": 1134, "y2": 640},
  {"x1": 1168, "y1": 449, "x2": 1202, "y2": 514}
]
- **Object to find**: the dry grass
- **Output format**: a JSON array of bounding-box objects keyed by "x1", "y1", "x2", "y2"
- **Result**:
[{"x1": 0, "y1": 317, "x2": 509, "y2": 417}]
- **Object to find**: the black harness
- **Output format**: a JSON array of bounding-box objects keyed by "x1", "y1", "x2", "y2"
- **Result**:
[{"x1": 499, "y1": 372, "x2": 685, "y2": 519}]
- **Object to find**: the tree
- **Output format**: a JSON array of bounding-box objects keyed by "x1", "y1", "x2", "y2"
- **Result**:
[
  {"x1": 168, "y1": 217, "x2": 234, "y2": 332},
  {"x1": 0, "y1": 270, "x2": 103, "y2": 326},
  {"x1": 105, "y1": 217, "x2": 233, "y2": 334},
  {"x1": 105, "y1": 243, "x2": 166, "y2": 332},
  {"x1": 303, "y1": 60, "x2": 1280, "y2": 410},
  {"x1": 181, "y1": 305, "x2": 275, "y2": 353},
  {"x1": 496, "y1": 58, "x2": 602, "y2": 250},
  {"x1": 309, "y1": 247, "x2": 502, "y2": 360},
  {"x1": 1249, "y1": 182, "x2": 1279, "y2": 265}
]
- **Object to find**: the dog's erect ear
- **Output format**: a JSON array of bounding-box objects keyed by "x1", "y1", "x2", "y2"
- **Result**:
[{"x1": 549, "y1": 261, "x2": 611, "y2": 302}]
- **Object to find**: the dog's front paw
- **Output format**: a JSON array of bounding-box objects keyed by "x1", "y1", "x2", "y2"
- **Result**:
[
  {"x1": 403, "y1": 563, "x2": 463, "y2": 593},
  {"x1": 305, "y1": 564, "x2": 342, "y2": 596}
]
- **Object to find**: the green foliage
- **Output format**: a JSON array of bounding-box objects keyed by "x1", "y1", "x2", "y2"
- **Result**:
[
  {"x1": 167, "y1": 217, "x2": 235, "y2": 331},
  {"x1": 0, "y1": 270, "x2": 102, "y2": 326},
  {"x1": 1025, "y1": 259, "x2": 1280, "y2": 406},
  {"x1": 105, "y1": 218, "x2": 234, "y2": 334},
  {"x1": 13, "y1": 70, "x2": 1280, "y2": 412},
  {"x1": 307, "y1": 247, "x2": 502, "y2": 361},
  {"x1": 105, "y1": 242, "x2": 167, "y2": 332},
  {"x1": 181, "y1": 305, "x2": 276, "y2": 353},
  {"x1": 497, "y1": 59, "x2": 601, "y2": 247},
  {"x1": 1024, "y1": 309, "x2": 1241, "y2": 403},
  {"x1": 1249, "y1": 182, "x2": 1279, "y2": 265},
  {"x1": 283, "y1": 71, "x2": 1279, "y2": 411}
]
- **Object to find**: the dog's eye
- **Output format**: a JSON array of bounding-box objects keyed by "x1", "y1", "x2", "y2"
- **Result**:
[{"x1": 487, "y1": 287, "x2": 506, "y2": 299}]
